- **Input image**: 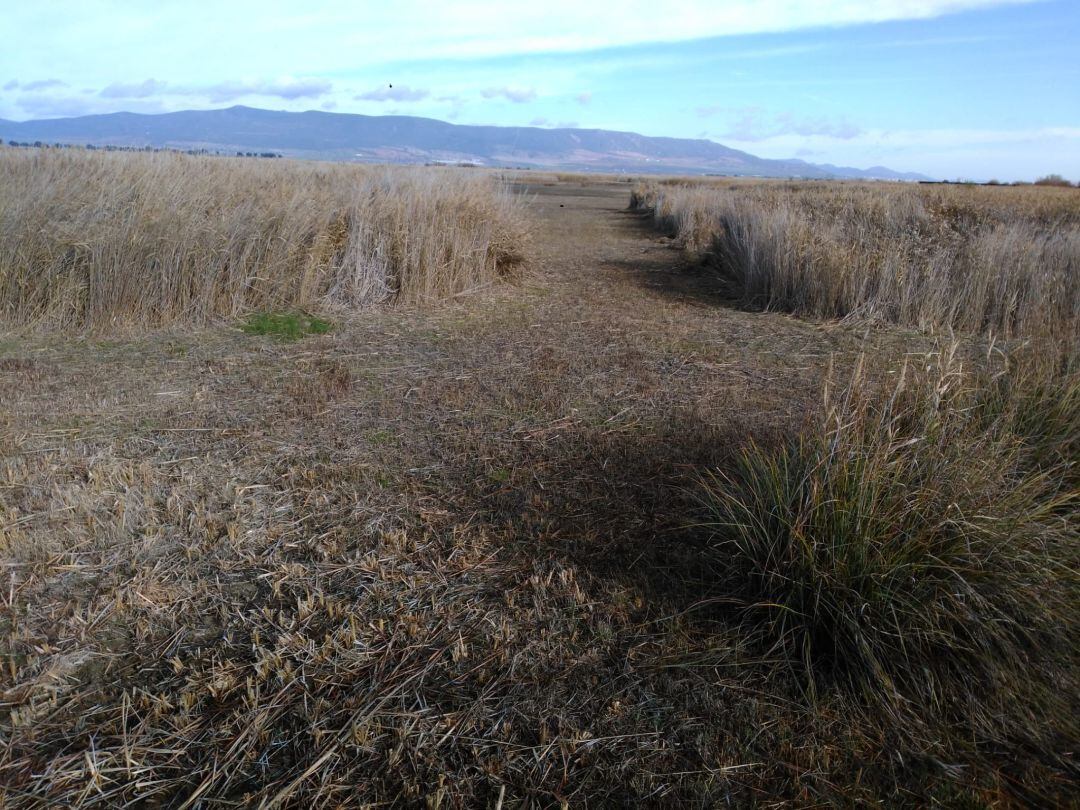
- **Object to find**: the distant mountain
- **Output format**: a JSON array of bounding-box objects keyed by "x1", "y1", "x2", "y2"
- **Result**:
[{"x1": 0, "y1": 105, "x2": 931, "y2": 181}]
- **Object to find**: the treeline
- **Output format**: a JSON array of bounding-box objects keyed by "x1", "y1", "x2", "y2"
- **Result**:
[
  {"x1": 923, "y1": 174, "x2": 1078, "y2": 188},
  {"x1": 1, "y1": 141, "x2": 282, "y2": 158}
]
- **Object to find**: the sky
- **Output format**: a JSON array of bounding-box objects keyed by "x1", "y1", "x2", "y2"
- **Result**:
[{"x1": 1, "y1": 1, "x2": 1078, "y2": 181}]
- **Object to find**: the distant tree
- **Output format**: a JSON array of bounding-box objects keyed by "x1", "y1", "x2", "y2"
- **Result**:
[{"x1": 1034, "y1": 173, "x2": 1073, "y2": 187}]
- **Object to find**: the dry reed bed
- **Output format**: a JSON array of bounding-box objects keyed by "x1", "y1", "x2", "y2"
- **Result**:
[
  {"x1": 630, "y1": 177, "x2": 1080, "y2": 798},
  {"x1": 631, "y1": 180, "x2": 1080, "y2": 361},
  {"x1": 0, "y1": 149, "x2": 529, "y2": 330}
]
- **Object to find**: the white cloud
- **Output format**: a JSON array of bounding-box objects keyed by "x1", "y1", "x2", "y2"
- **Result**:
[
  {"x1": 14, "y1": 92, "x2": 166, "y2": 119},
  {"x1": 197, "y1": 78, "x2": 332, "y2": 102},
  {"x1": 4, "y1": 79, "x2": 70, "y2": 91},
  {"x1": 93, "y1": 76, "x2": 332, "y2": 102},
  {"x1": 6, "y1": 75, "x2": 334, "y2": 118},
  {"x1": 22, "y1": 78, "x2": 68, "y2": 91},
  {"x1": 333, "y1": 1, "x2": 1036, "y2": 61},
  {"x1": 96, "y1": 77, "x2": 332, "y2": 103},
  {"x1": 481, "y1": 86, "x2": 537, "y2": 103},
  {"x1": 355, "y1": 85, "x2": 429, "y2": 102},
  {"x1": 575, "y1": 92, "x2": 592, "y2": 105},
  {"x1": 100, "y1": 78, "x2": 167, "y2": 98},
  {"x1": 6, "y1": 0, "x2": 1031, "y2": 82},
  {"x1": 793, "y1": 125, "x2": 1080, "y2": 149},
  {"x1": 714, "y1": 106, "x2": 863, "y2": 141}
]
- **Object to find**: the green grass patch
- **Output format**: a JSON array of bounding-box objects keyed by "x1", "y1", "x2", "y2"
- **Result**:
[
  {"x1": 241, "y1": 311, "x2": 333, "y2": 341},
  {"x1": 366, "y1": 429, "x2": 396, "y2": 446}
]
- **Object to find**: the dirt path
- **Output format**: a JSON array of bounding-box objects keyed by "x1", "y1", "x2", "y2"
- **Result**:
[{"x1": 0, "y1": 181, "x2": 940, "y2": 806}]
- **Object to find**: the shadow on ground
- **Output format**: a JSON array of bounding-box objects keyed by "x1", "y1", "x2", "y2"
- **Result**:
[
  {"x1": 423, "y1": 407, "x2": 794, "y2": 626},
  {"x1": 603, "y1": 208, "x2": 746, "y2": 310}
]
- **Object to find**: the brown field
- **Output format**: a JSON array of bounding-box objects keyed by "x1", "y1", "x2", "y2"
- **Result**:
[{"x1": 0, "y1": 153, "x2": 1077, "y2": 807}]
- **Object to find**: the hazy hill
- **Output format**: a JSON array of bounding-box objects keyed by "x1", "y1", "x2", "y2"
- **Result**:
[{"x1": 0, "y1": 105, "x2": 930, "y2": 180}]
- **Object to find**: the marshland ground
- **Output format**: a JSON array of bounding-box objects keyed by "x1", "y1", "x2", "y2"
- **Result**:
[{"x1": 1, "y1": 159, "x2": 1077, "y2": 807}]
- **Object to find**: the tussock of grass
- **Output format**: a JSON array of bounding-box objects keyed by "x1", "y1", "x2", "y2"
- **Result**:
[
  {"x1": 0, "y1": 150, "x2": 530, "y2": 330},
  {"x1": 696, "y1": 348, "x2": 1078, "y2": 756},
  {"x1": 241, "y1": 311, "x2": 333, "y2": 340},
  {"x1": 631, "y1": 181, "x2": 1080, "y2": 361}
]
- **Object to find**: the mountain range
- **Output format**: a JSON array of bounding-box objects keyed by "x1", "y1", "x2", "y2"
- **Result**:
[{"x1": 0, "y1": 105, "x2": 930, "y2": 181}]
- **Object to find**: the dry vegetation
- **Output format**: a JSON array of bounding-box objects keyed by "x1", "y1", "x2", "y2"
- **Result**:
[
  {"x1": 1, "y1": 166, "x2": 1078, "y2": 806},
  {"x1": 631, "y1": 179, "x2": 1080, "y2": 362},
  {"x1": 699, "y1": 347, "x2": 1078, "y2": 740},
  {"x1": 0, "y1": 149, "x2": 529, "y2": 330},
  {"x1": 629, "y1": 176, "x2": 1080, "y2": 804}
]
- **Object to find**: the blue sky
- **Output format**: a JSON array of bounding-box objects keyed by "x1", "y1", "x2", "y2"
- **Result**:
[{"x1": 2, "y1": 0, "x2": 1077, "y2": 180}]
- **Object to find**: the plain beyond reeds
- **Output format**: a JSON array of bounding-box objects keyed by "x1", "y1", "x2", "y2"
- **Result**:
[
  {"x1": 631, "y1": 180, "x2": 1080, "y2": 363},
  {"x1": 0, "y1": 148, "x2": 529, "y2": 330}
]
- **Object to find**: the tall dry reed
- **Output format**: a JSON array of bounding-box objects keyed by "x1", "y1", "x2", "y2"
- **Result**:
[
  {"x1": 0, "y1": 148, "x2": 529, "y2": 329},
  {"x1": 632, "y1": 180, "x2": 1080, "y2": 361}
]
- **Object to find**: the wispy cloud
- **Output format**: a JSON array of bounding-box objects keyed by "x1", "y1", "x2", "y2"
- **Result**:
[
  {"x1": 13, "y1": 92, "x2": 157, "y2": 119},
  {"x1": 100, "y1": 79, "x2": 167, "y2": 99},
  {"x1": 709, "y1": 106, "x2": 863, "y2": 141},
  {"x1": 866, "y1": 126, "x2": 1080, "y2": 148},
  {"x1": 1, "y1": 2, "x2": 1041, "y2": 83},
  {"x1": 198, "y1": 78, "x2": 332, "y2": 101},
  {"x1": 575, "y1": 91, "x2": 592, "y2": 105},
  {"x1": 93, "y1": 76, "x2": 332, "y2": 102},
  {"x1": 354, "y1": 84, "x2": 429, "y2": 102},
  {"x1": 4, "y1": 79, "x2": 70, "y2": 91},
  {"x1": 22, "y1": 78, "x2": 69, "y2": 91},
  {"x1": 481, "y1": 86, "x2": 536, "y2": 103},
  {"x1": 874, "y1": 33, "x2": 1002, "y2": 48}
]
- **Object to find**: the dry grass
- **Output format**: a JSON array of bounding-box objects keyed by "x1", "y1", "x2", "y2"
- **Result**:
[
  {"x1": 630, "y1": 177, "x2": 1080, "y2": 801},
  {"x1": 697, "y1": 347, "x2": 1078, "y2": 747},
  {"x1": 631, "y1": 180, "x2": 1080, "y2": 362},
  {"x1": 0, "y1": 149, "x2": 529, "y2": 330},
  {"x1": 2, "y1": 177, "x2": 1078, "y2": 806}
]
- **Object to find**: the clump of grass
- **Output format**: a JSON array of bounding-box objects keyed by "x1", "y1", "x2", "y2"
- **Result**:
[
  {"x1": 696, "y1": 348, "x2": 1078, "y2": 750},
  {"x1": 241, "y1": 311, "x2": 333, "y2": 340},
  {"x1": 0, "y1": 150, "x2": 530, "y2": 331}
]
